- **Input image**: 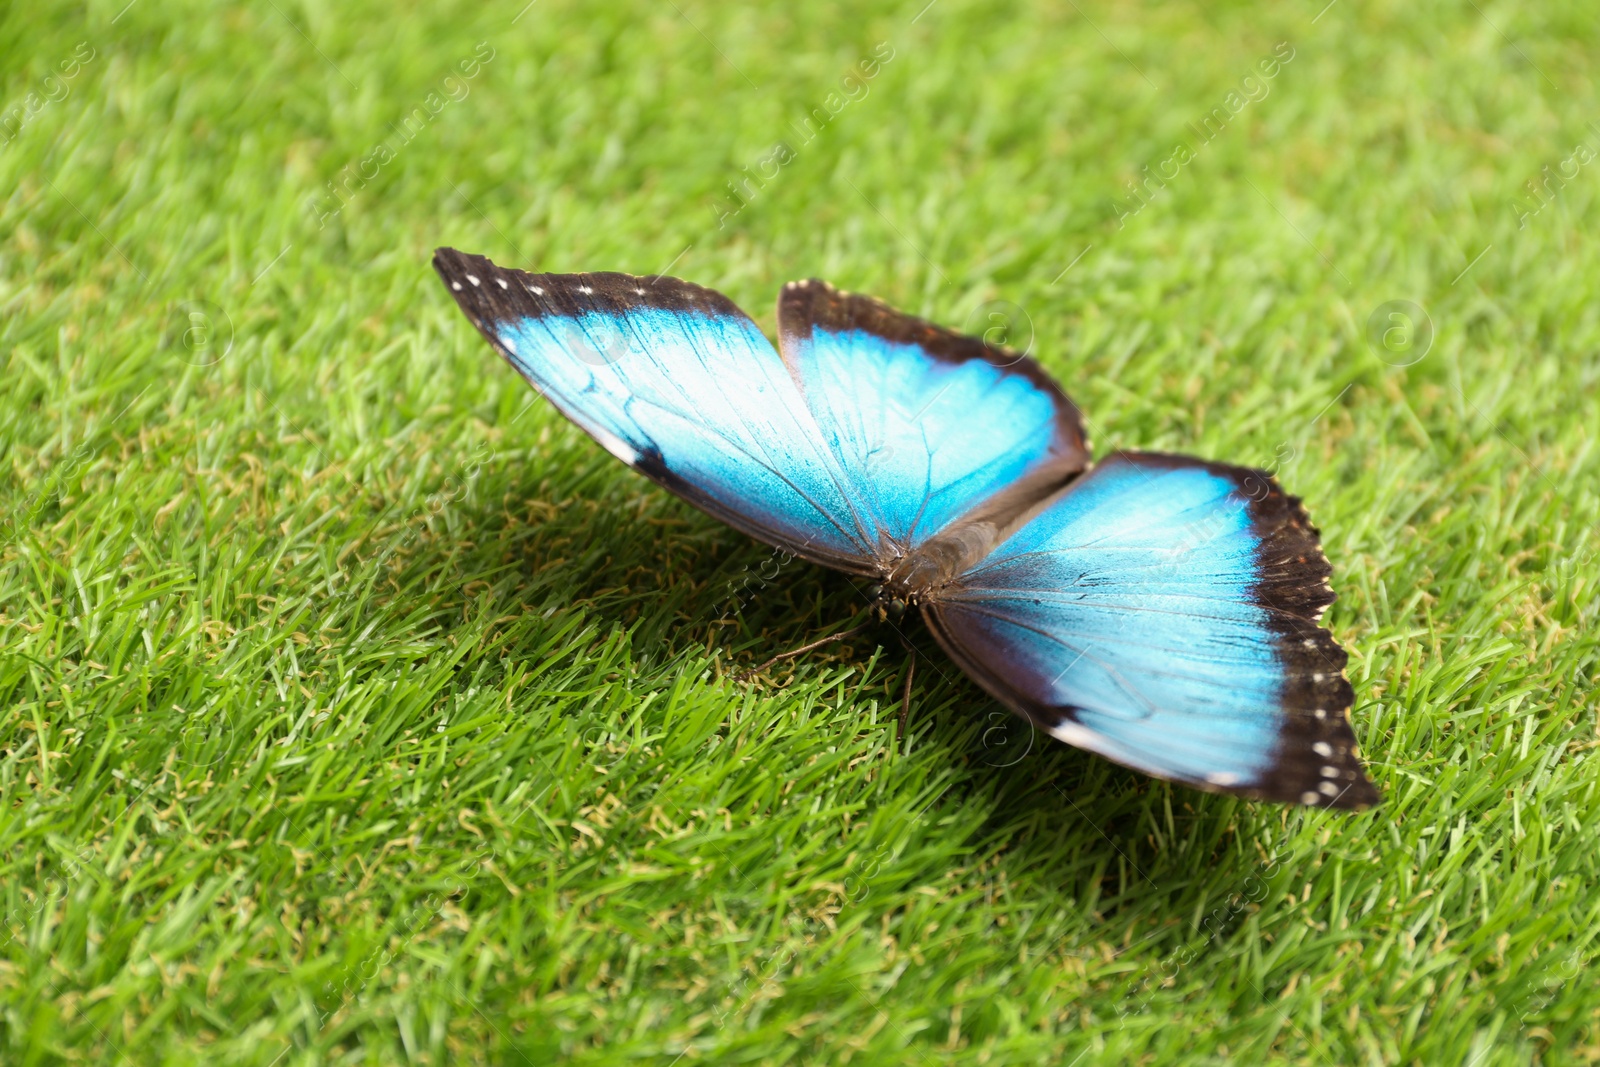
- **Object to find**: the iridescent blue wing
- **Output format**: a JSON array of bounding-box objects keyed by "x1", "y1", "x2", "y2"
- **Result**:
[
  {"x1": 434, "y1": 249, "x2": 883, "y2": 573},
  {"x1": 924, "y1": 452, "x2": 1378, "y2": 809},
  {"x1": 777, "y1": 280, "x2": 1089, "y2": 553},
  {"x1": 435, "y1": 252, "x2": 1091, "y2": 574}
]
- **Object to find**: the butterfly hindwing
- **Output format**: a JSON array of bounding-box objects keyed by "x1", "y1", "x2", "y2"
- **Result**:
[
  {"x1": 434, "y1": 248, "x2": 883, "y2": 573},
  {"x1": 924, "y1": 452, "x2": 1377, "y2": 809},
  {"x1": 777, "y1": 279, "x2": 1089, "y2": 549}
]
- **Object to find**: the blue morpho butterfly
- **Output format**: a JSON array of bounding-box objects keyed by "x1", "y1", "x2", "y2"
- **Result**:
[{"x1": 433, "y1": 247, "x2": 1378, "y2": 810}]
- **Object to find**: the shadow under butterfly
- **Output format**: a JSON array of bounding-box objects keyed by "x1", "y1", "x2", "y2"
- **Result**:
[{"x1": 433, "y1": 247, "x2": 1379, "y2": 810}]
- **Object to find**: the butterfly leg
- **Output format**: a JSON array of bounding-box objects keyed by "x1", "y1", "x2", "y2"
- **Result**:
[
  {"x1": 732, "y1": 620, "x2": 873, "y2": 683},
  {"x1": 897, "y1": 648, "x2": 916, "y2": 750}
]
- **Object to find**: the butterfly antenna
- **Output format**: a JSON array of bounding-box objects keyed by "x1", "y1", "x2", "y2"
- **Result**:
[{"x1": 732, "y1": 620, "x2": 874, "y2": 683}]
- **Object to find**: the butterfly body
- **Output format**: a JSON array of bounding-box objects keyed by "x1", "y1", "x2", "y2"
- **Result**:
[{"x1": 434, "y1": 247, "x2": 1379, "y2": 811}]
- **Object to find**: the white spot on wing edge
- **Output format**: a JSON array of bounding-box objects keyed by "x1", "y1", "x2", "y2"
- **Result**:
[
  {"x1": 495, "y1": 277, "x2": 508, "y2": 289},
  {"x1": 1301, "y1": 790, "x2": 1322, "y2": 805},
  {"x1": 587, "y1": 424, "x2": 640, "y2": 466},
  {"x1": 450, "y1": 281, "x2": 462, "y2": 291},
  {"x1": 1045, "y1": 719, "x2": 1102, "y2": 752},
  {"x1": 1045, "y1": 720, "x2": 1267, "y2": 796},
  {"x1": 1045, "y1": 718, "x2": 1213, "y2": 790},
  {"x1": 528, "y1": 285, "x2": 545, "y2": 295},
  {"x1": 1313, "y1": 741, "x2": 1333, "y2": 757},
  {"x1": 577, "y1": 285, "x2": 594, "y2": 295},
  {"x1": 466, "y1": 273, "x2": 481, "y2": 287}
]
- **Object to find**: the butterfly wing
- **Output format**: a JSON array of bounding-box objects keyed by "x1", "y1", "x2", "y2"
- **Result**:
[
  {"x1": 776, "y1": 280, "x2": 1089, "y2": 552},
  {"x1": 437, "y1": 253, "x2": 1092, "y2": 575},
  {"x1": 434, "y1": 248, "x2": 883, "y2": 573},
  {"x1": 923, "y1": 452, "x2": 1378, "y2": 809}
]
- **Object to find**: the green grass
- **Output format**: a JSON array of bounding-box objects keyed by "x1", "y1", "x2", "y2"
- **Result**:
[{"x1": 3, "y1": 0, "x2": 1598, "y2": 1062}]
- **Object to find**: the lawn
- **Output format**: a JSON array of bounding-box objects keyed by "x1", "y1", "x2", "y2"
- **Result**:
[{"x1": 2, "y1": 0, "x2": 1598, "y2": 1063}]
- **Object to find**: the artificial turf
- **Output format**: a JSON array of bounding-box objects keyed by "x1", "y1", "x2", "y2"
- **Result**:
[{"x1": 3, "y1": 0, "x2": 1598, "y2": 1063}]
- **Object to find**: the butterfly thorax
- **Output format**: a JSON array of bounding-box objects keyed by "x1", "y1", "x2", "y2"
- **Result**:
[
  {"x1": 861, "y1": 552, "x2": 931, "y2": 619},
  {"x1": 877, "y1": 515, "x2": 1015, "y2": 606},
  {"x1": 875, "y1": 535, "x2": 977, "y2": 608},
  {"x1": 876, "y1": 556, "x2": 936, "y2": 606}
]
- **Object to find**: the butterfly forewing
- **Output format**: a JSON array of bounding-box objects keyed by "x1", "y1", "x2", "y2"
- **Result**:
[
  {"x1": 777, "y1": 279, "x2": 1089, "y2": 551},
  {"x1": 434, "y1": 248, "x2": 883, "y2": 573}
]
